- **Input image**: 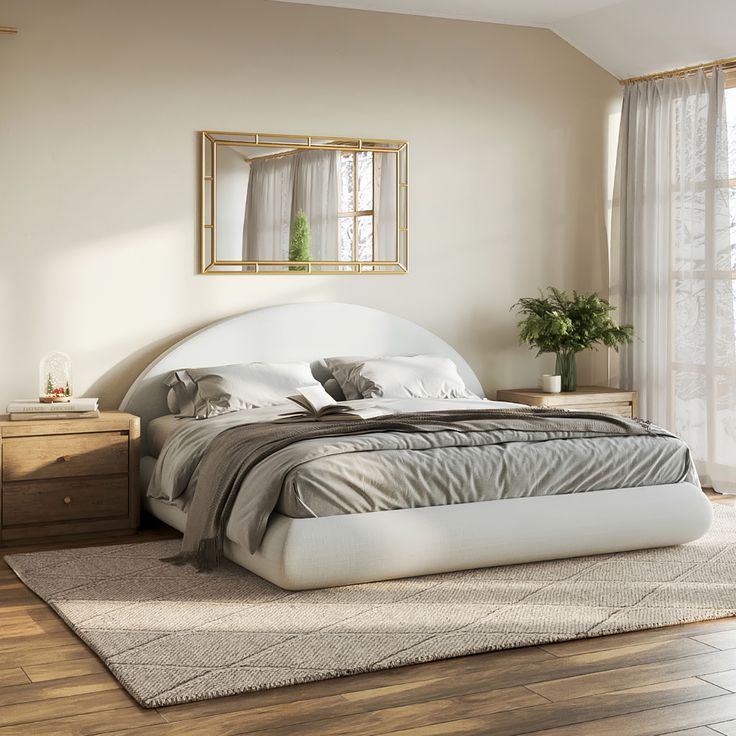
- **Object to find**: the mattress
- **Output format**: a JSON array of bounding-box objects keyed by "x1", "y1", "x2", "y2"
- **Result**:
[{"x1": 146, "y1": 398, "x2": 699, "y2": 554}]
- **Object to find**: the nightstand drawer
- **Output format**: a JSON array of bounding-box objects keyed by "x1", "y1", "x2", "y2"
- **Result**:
[
  {"x1": 2, "y1": 432, "x2": 128, "y2": 481},
  {"x1": 2, "y1": 477, "x2": 129, "y2": 526}
]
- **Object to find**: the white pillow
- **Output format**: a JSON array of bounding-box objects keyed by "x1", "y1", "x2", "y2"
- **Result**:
[
  {"x1": 181, "y1": 362, "x2": 320, "y2": 419},
  {"x1": 345, "y1": 355, "x2": 477, "y2": 400}
]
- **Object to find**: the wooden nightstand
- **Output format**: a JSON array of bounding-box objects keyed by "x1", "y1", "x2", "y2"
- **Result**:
[
  {"x1": 0, "y1": 411, "x2": 140, "y2": 545},
  {"x1": 495, "y1": 386, "x2": 639, "y2": 418}
]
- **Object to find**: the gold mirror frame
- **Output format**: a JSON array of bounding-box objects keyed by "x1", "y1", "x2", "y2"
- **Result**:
[{"x1": 200, "y1": 131, "x2": 408, "y2": 275}]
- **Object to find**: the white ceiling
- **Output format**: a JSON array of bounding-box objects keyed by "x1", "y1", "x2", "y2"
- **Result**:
[
  {"x1": 273, "y1": 0, "x2": 623, "y2": 27},
  {"x1": 274, "y1": 0, "x2": 736, "y2": 79}
]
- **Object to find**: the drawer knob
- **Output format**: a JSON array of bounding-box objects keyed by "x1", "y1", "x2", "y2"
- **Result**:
[
  {"x1": 63, "y1": 496, "x2": 72, "y2": 504},
  {"x1": 57, "y1": 455, "x2": 71, "y2": 463}
]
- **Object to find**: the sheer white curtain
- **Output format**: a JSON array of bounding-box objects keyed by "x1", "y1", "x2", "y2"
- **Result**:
[
  {"x1": 611, "y1": 68, "x2": 736, "y2": 493},
  {"x1": 293, "y1": 150, "x2": 339, "y2": 261},
  {"x1": 242, "y1": 151, "x2": 339, "y2": 261},
  {"x1": 242, "y1": 155, "x2": 295, "y2": 261}
]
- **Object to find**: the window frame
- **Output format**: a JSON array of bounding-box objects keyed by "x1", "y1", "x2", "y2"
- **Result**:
[{"x1": 338, "y1": 151, "x2": 376, "y2": 263}]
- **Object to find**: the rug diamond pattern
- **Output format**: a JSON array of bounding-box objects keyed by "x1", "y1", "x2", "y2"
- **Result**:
[{"x1": 5, "y1": 505, "x2": 736, "y2": 707}]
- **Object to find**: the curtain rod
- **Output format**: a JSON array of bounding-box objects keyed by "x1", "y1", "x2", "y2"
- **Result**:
[
  {"x1": 0, "y1": 26, "x2": 18, "y2": 34},
  {"x1": 620, "y1": 56, "x2": 736, "y2": 85}
]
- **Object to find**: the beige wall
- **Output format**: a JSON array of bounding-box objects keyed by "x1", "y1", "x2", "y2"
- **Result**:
[{"x1": 0, "y1": 0, "x2": 621, "y2": 410}]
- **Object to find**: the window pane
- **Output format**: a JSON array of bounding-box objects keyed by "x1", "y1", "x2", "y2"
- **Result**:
[
  {"x1": 716, "y1": 278, "x2": 736, "y2": 367},
  {"x1": 727, "y1": 87, "x2": 736, "y2": 180},
  {"x1": 672, "y1": 189, "x2": 705, "y2": 271},
  {"x1": 731, "y1": 188, "x2": 736, "y2": 271},
  {"x1": 340, "y1": 153, "x2": 354, "y2": 212},
  {"x1": 357, "y1": 152, "x2": 373, "y2": 211},
  {"x1": 673, "y1": 278, "x2": 705, "y2": 365},
  {"x1": 357, "y1": 215, "x2": 373, "y2": 261},
  {"x1": 673, "y1": 370, "x2": 706, "y2": 461},
  {"x1": 727, "y1": 88, "x2": 736, "y2": 270},
  {"x1": 339, "y1": 217, "x2": 353, "y2": 261},
  {"x1": 713, "y1": 187, "x2": 733, "y2": 271},
  {"x1": 715, "y1": 373, "x2": 736, "y2": 465},
  {"x1": 672, "y1": 93, "x2": 709, "y2": 184}
]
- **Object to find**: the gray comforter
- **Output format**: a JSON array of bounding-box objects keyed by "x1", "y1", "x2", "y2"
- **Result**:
[{"x1": 148, "y1": 399, "x2": 698, "y2": 567}]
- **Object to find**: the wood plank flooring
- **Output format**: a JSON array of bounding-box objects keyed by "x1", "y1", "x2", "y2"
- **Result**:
[{"x1": 0, "y1": 492, "x2": 735, "y2": 735}]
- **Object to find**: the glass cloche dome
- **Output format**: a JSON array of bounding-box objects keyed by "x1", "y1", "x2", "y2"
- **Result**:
[{"x1": 39, "y1": 352, "x2": 72, "y2": 403}]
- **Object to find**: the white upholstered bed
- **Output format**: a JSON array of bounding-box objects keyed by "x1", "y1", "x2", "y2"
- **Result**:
[{"x1": 120, "y1": 302, "x2": 713, "y2": 589}]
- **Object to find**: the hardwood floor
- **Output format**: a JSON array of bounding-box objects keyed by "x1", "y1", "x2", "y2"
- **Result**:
[{"x1": 1, "y1": 493, "x2": 735, "y2": 735}]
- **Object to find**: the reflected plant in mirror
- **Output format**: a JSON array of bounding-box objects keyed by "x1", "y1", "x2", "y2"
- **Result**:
[
  {"x1": 289, "y1": 210, "x2": 311, "y2": 271},
  {"x1": 201, "y1": 131, "x2": 408, "y2": 274}
]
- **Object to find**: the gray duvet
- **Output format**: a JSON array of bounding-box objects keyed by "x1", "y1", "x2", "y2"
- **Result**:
[{"x1": 147, "y1": 398, "x2": 698, "y2": 554}]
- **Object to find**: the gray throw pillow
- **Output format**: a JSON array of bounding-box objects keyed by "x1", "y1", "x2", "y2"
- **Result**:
[
  {"x1": 323, "y1": 378, "x2": 347, "y2": 402},
  {"x1": 164, "y1": 370, "x2": 197, "y2": 417},
  {"x1": 322, "y1": 356, "x2": 370, "y2": 401}
]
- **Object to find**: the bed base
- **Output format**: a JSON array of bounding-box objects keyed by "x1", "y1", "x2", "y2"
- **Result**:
[{"x1": 144, "y1": 474, "x2": 711, "y2": 590}]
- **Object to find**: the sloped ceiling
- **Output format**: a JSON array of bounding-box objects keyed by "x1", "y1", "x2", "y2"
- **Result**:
[{"x1": 273, "y1": 0, "x2": 736, "y2": 79}]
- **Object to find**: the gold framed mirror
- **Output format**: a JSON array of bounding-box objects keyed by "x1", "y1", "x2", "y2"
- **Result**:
[{"x1": 200, "y1": 131, "x2": 408, "y2": 274}]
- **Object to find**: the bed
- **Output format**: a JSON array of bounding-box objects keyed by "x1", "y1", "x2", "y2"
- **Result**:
[{"x1": 120, "y1": 302, "x2": 713, "y2": 590}]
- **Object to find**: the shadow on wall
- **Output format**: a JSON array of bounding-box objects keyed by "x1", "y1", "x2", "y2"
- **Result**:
[
  {"x1": 85, "y1": 295, "x2": 325, "y2": 411},
  {"x1": 84, "y1": 324, "x2": 200, "y2": 411}
]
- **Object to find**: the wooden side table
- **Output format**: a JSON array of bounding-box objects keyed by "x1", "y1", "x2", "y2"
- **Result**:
[
  {"x1": 495, "y1": 386, "x2": 639, "y2": 419},
  {"x1": 0, "y1": 411, "x2": 140, "y2": 545}
]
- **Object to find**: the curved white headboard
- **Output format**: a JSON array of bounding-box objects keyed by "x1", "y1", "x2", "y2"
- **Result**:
[{"x1": 120, "y1": 302, "x2": 483, "y2": 452}]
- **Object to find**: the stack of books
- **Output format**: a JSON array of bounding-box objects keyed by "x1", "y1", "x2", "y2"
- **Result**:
[{"x1": 7, "y1": 398, "x2": 100, "y2": 421}]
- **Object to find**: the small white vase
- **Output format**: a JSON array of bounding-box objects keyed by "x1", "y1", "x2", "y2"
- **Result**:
[{"x1": 542, "y1": 374, "x2": 562, "y2": 393}]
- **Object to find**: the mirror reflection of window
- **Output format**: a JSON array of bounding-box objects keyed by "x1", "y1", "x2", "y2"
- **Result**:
[
  {"x1": 339, "y1": 151, "x2": 374, "y2": 262},
  {"x1": 238, "y1": 149, "x2": 397, "y2": 265}
]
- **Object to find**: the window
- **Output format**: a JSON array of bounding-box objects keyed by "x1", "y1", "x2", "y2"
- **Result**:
[
  {"x1": 661, "y1": 73, "x2": 736, "y2": 464},
  {"x1": 338, "y1": 151, "x2": 374, "y2": 262}
]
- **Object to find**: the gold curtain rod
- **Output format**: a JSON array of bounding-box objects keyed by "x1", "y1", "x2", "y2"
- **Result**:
[
  {"x1": 244, "y1": 148, "x2": 304, "y2": 164},
  {"x1": 0, "y1": 26, "x2": 18, "y2": 34},
  {"x1": 620, "y1": 56, "x2": 736, "y2": 85}
]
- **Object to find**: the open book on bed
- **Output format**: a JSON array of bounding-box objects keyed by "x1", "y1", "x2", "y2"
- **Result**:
[{"x1": 283, "y1": 385, "x2": 389, "y2": 421}]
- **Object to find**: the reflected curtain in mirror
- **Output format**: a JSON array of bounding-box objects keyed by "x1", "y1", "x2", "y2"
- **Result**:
[{"x1": 243, "y1": 150, "x2": 339, "y2": 262}]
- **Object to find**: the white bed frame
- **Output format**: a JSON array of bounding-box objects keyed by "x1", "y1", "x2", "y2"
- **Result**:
[{"x1": 121, "y1": 302, "x2": 713, "y2": 590}]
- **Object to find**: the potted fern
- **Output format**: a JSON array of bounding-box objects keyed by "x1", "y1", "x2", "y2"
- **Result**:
[{"x1": 512, "y1": 288, "x2": 633, "y2": 392}]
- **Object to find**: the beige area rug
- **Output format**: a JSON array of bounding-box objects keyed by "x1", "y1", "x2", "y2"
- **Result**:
[{"x1": 6, "y1": 505, "x2": 736, "y2": 708}]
